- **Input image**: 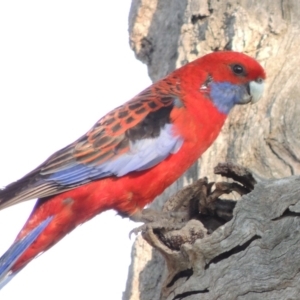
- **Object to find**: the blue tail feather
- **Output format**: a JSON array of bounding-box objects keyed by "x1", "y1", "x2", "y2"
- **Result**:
[{"x1": 0, "y1": 217, "x2": 53, "y2": 289}]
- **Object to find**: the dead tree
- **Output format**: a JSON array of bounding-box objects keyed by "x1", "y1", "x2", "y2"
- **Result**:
[{"x1": 123, "y1": 1, "x2": 300, "y2": 299}]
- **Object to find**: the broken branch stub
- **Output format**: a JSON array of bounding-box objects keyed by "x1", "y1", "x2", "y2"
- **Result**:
[{"x1": 142, "y1": 163, "x2": 300, "y2": 299}]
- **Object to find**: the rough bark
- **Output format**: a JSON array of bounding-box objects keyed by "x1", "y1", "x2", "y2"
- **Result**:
[
  {"x1": 124, "y1": 0, "x2": 300, "y2": 299},
  {"x1": 147, "y1": 174, "x2": 300, "y2": 300}
]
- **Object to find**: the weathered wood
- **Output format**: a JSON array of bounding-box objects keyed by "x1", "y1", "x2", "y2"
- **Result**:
[
  {"x1": 125, "y1": 0, "x2": 300, "y2": 299},
  {"x1": 140, "y1": 166, "x2": 300, "y2": 299},
  {"x1": 177, "y1": 176, "x2": 300, "y2": 299}
]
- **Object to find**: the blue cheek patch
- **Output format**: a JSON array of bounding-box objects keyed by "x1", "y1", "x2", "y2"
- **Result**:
[{"x1": 209, "y1": 82, "x2": 245, "y2": 114}]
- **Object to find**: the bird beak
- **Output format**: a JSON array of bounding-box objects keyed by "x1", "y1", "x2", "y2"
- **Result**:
[
  {"x1": 249, "y1": 79, "x2": 265, "y2": 104},
  {"x1": 241, "y1": 79, "x2": 265, "y2": 104}
]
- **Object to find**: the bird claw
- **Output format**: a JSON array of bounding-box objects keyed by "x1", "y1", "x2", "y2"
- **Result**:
[
  {"x1": 128, "y1": 163, "x2": 256, "y2": 239},
  {"x1": 129, "y1": 221, "x2": 187, "y2": 239},
  {"x1": 128, "y1": 209, "x2": 188, "y2": 238},
  {"x1": 129, "y1": 224, "x2": 146, "y2": 238}
]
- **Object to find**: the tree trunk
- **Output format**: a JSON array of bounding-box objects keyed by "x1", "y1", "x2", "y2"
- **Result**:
[{"x1": 124, "y1": 0, "x2": 300, "y2": 299}]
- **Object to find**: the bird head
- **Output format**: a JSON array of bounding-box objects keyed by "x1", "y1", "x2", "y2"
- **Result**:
[{"x1": 184, "y1": 51, "x2": 266, "y2": 114}]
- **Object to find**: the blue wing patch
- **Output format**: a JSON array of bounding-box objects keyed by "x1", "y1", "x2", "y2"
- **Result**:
[{"x1": 48, "y1": 123, "x2": 183, "y2": 185}]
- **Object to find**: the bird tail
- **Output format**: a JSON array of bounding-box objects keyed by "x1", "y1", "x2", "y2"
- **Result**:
[{"x1": 0, "y1": 217, "x2": 53, "y2": 289}]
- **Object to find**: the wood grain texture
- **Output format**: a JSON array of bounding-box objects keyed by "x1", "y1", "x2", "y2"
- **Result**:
[
  {"x1": 125, "y1": 0, "x2": 300, "y2": 299},
  {"x1": 158, "y1": 176, "x2": 300, "y2": 299}
]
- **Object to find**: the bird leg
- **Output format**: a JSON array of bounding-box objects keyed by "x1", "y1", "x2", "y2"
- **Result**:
[
  {"x1": 125, "y1": 177, "x2": 219, "y2": 236},
  {"x1": 128, "y1": 208, "x2": 187, "y2": 224},
  {"x1": 127, "y1": 209, "x2": 189, "y2": 237},
  {"x1": 140, "y1": 162, "x2": 257, "y2": 249}
]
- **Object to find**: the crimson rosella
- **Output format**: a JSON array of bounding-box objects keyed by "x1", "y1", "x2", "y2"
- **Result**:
[{"x1": 0, "y1": 51, "x2": 265, "y2": 287}]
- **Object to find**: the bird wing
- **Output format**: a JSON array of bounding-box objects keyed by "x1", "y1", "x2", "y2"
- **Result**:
[{"x1": 0, "y1": 81, "x2": 184, "y2": 208}]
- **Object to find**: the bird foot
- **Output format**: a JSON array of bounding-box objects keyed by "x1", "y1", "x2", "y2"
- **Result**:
[
  {"x1": 129, "y1": 220, "x2": 187, "y2": 237},
  {"x1": 126, "y1": 163, "x2": 257, "y2": 240},
  {"x1": 129, "y1": 208, "x2": 188, "y2": 223},
  {"x1": 128, "y1": 209, "x2": 188, "y2": 237}
]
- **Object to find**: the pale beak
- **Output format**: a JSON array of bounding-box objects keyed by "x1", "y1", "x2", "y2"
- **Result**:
[
  {"x1": 248, "y1": 78, "x2": 265, "y2": 104},
  {"x1": 239, "y1": 78, "x2": 265, "y2": 105}
]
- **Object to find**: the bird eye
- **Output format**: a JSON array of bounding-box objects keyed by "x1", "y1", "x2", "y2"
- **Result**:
[
  {"x1": 256, "y1": 78, "x2": 263, "y2": 84},
  {"x1": 231, "y1": 64, "x2": 245, "y2": 76}
]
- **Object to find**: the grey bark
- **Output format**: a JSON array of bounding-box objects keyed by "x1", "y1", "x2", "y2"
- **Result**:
[
  {"x1": 124, "y1": 0, "x2": 300, "y2": 299},
  {"x1": 154, "y1": 176, "x2": 300, "y2": 300}
]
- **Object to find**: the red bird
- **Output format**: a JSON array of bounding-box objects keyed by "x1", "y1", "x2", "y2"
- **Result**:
[{"x1": 0, "y1": 51, "x2": 265, "y2": 287}]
